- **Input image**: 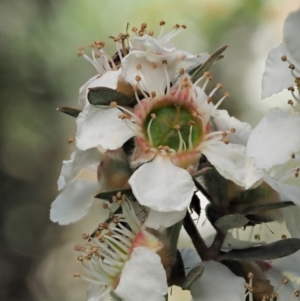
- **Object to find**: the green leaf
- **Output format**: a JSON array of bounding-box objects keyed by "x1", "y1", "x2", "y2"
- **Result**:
[
  {"x1": 57, "y1": 106, "x2": 81, "y2": 118},
  {"x1": 241, "y1": 201, "x2": 295, "y2": 215},
  {"x1": 190, "y1": 45, "x2": 228, "y2": 83},
  {"x1": 88, "y1": 87, "x2": 137, "y2": 106},
  {"x1": 94, "y1": 188, "x2": 133, "y2": 202},
  {"x1": 215, "y1": 214, "x2": 249, "y2": 232},
  {"x1": 168, "y1": 221, "x2": 183, "y2": 258},
  {"x1": 181, "y1": 265, "x2": 205, "y2": 290},
  {"x1": 218, "y1": 238, "x2": 300, "y2": 261}
]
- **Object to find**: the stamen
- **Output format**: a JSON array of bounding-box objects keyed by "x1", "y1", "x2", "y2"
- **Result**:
[
  {"x1": 188, "y1": 121, "x2": 195, "y2": 150},
  {"x1": 147, "y1": 114, "x2": 156, "y2": 146},
  {"x1": 214, "y1": 92, "x2": 230, "y2": 110},
  {"x1": 157, "y1": 21, "x2": 166, "y2": 39},
  {"x1": 208, "y1": 83, "x2": 223, "y2": 98},
  {"x1": 162, "y1": 60, "x2": 171, "y2": 94}
]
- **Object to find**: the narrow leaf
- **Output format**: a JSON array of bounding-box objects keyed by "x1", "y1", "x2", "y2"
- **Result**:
[
  {"x1": 181, "y1": 265, "x2": 205, "y2": 290},
  {"x1": 215, "y1": 214, "x2": 249, "y2": 232},
  {"x1": 190, "y1": 45, "x2": 228, "y2": 83},
  {"x1": 241, "y1": 201, "x2": 295, "y2": 215},
  {"x1": 168, "y1": 221, "x2": 183, "y2": 258},
  {"x1": 218, "y1": 238, "x2": 300, "y2": 261},
  {"x1": 57, "y1": 106, "x2": 81, "y2": 118},
  {"x1": 88, "y1": 87, "x2": 137, "y2": 106}
]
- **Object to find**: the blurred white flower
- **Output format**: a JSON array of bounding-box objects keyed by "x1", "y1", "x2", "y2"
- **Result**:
[
  {"x1": 74, "y1": 201, "x2": 168, "y2": 301},
  {"x1": 262, "y1": 8, "x2": 300, "y2": 99}
]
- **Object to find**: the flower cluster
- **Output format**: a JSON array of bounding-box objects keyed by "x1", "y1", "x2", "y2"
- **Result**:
[{"x1": 51, "y1": 13, "x2": 300, "y2": 301}]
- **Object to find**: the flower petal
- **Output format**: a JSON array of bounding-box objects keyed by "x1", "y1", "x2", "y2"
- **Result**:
[
  {"x1": 57, "y1": 148, "x2": 101, "y2": 190},
  {"x1": 76, "y1": 105, "x2": 135, "y2": 151},
  {"x1": 213, "y1": 109, "x2": 252, "y2": 146},
  {"x1": 123, "y1": 52, "x2": 175, "y2": 96},
  {"x1": 115, "y1": 247, "x2": 167, "y2": 301},
  {"x1": 50, "y1": 180, "x2": 99, "y2": 225},
  {"x1": 181, "y1": 249, "x2": 245, "y2": 301},
  {"x1": 262, "y1": 43, "x2": 295, "y2": 98},
  {"x1": 145, "y1": 209, "x2": 187, "y2": 229},
  {"x1": 202, "y1": 142, "x2": 263, "y2": 189},
  {"x1": 283, "y1": 206, "x2": 300, "y2": 238},
  {"x1": 283, "y1": 8, "x2": 300, "y2": 63},
  {"x1": 247, "y1": 108, "x2": 300, "y2": 169},
  {"x1": 128, "y1": 155, "x2": 195, "y2": 212}
]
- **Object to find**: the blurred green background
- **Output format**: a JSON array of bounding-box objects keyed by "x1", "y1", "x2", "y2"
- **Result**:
[{"x1": 1, "y1": 0, "x2": 299, "y2": 300}]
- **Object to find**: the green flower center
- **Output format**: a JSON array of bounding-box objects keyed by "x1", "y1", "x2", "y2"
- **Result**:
[{"x1": 144, "y1": 103, "x2": 203, "y2": 151}]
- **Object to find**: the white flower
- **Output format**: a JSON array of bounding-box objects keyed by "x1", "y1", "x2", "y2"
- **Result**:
[
  {"x1": 74, "y1": 201, "x2": 168, "y2": 301},
  {"x1": 51, "y1": 148, "x2": 132, "y2": 225},
  {"x1": 262, "y1": 8, "x2": 300, "y2": 99},
  {"x1": 180, "y1": 248, "x2": 245, "y2": 301}
]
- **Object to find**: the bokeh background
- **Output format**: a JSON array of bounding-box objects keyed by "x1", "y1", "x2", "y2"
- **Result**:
[{"x1": 1, "y1": 0, "x2": 300, "y2": 300}]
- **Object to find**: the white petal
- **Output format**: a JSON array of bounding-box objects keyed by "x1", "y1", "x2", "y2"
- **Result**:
[
  {"x1": 50, "y1": 180, "x2": 99, "y2": 225},
  {"x1": 87, "y1": 283, "x2": 109, "y2": 301},
  {"x1": 145, "y1": 209, "x2": 187, "y2": 229},
  {"x1": 132, "y1": 34, "x2": 175, "y2": 53},
  {"x1": 213, "y1": 110, "x2": 252, "y2": 146},
  {"x1": 115, "y1": 247, "x2": 167, "y2": 301},
  {"x1": 78, "y1": 70, "x2": 121, "y2": 108},
  {"x1": 123, "y1": 52, "x2": 174, "y2": 96},
  {"x1": 271, "y1": 249, "x2": 300, "y2": 278},
  {"x1": 57, "y1": 148, "x2": 101, "y2": 190},
  {"x1": 262, "y1": 43, "x2": 295, "y2": 98},
  {"x1": 128, "y1": 156, "x2": 195, "y2": 212},
  {"x1": 283, "y1": 206, "x2": 300, "y2": 238},
  {"x1": 190, "y1": 261, "x2": 245, "y2": 301},
  {"x1": 284, "y1": 8, "x2": 300, "y2": 63},
  {"x1": 263, "y1": 172, "x2": 300, "y2": 205},
  {"x1": 247, "y1": 108, "x2": 300, "y2": 169},
  {"x1": 202, "y1": 142, "x2": 263, "y2": 189},
  {"x1": 265, "y1": 269, "x2": 296, "y2": 299},
  {"x1": 76, "y1": 105, "x2": 135, "y2": 150}
]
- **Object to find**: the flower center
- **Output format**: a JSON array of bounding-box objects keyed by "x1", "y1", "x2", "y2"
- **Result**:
[{"x1": 144, "y1": 101, "x2": 203, "y2": 152}]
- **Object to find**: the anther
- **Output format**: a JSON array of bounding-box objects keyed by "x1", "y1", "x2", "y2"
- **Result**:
[
  {"x1": 89, "y1": 43, "x2": 95, "y2": 48},
  {"x1": 288, "y1": 99, "x2": 294, "y2": 105},
  {"x1": 230, "y1": 128, "x2": 236, "y2": 133},
  {"x1": 136, "y1": 64, "x2": 142, "y2": 70},
  {"x1": 221, "y1": 131, "x2": 227, "y2": 137},
  {"x1": 289, "y1": 64, "x2": 295, "y2": 70},
  {"x1": 174, "y1": 125, "x2": 181, "y2": 130},
  {"x1": 110, "y1": 102, "x2": 117, "y2": 107},
  {"x1": 181, "y1": 24, "x2": 187, "y2": 29},
  {"x1": 179, "y1": 68, "x2": 185, "y2": 75},
  {"x1": 281, "y1": 55, "x2": 287, "y2": 62},
  {"x1": 223, "y1": 138, "x2": 229, "y2": 144},
  {"x1": 151, "y1": 91, "x2": 156, "y2": 98},
  {"x1": 102, "y1": 203, "x2": 109, "y2": 209},
  {"x1": 148, "y1": 30, "x2": 154, "y2": 36},
  {"x1": 254, "y1": 234, "x2": 260, "y2": 240},
  {"x1": 132, "y1": 27, "x2": 138, "y2": 33},
  {"x1": 162, "y1": 59, "x2": 168, "y2": 64},
  {"x1": 94, "y1": 53, "x2": 101, "y2": 59},
  {"x1": 82, "y1": 233, "x2": 89, "y2": 240},
  {"x1": 68, "y1": 137, "x2": 75, "y2": 144},
  {"x1": 74, "y1": 272, "x2": 80, "y2": 278},
  {"x1": 294, "y1": 290, "x2": 300, "y2": 297},
  {"x1": 282, "y1": 234, "x2": 287, "y2": 239},
  {"x1": 77, "y1": 256, "x2": 84, "y2": 262},
  {"x1": 288, "y1": 86, "x2": 295, "y2": 92},
  {"x1": 224, "y1": 92, "x2": 230, "y2": 97},
  {"x1": 216, "y1": 83, "x2": 223, "y2": 89},
  {"x1": 159, "y1": 21, "x2": 166, "y2": 26},
  {"x1": 141, "y1": 23, "x2": 147, "y2": 29},
  {"x1": 207, "y1": 96, "x2": 213, "y2": 103},
  {"x1": 173, "y1": 24, "x2": 180, "y2": 29},
  {"x1": 282, "y1": 278, "x2": 289, "y2": 284},
  {"x1": 135, "y1": 75, "x2": 142, "y2": 82},
  {"x1": 132, "y1": 85, "x2": 138, "y2": 92},
  {"x1": 248, "y1": 272, "x2": 254, "y2": 279},
  {"x1": 150, "y1": 113, "x2": 156, "y2": 119},
  {"x1": 188, "y1": 120, "x2": 195, "y2": 126},
  {"x1": 291, "y1": 153, "x2": 296, "y2": 159},
  {"x1": 77, "y1": 51, "x2": 84, "y2": 57},
  {"x1": 118, "y1": 113, "x2": 128, "y2": 120},
  {"x1": 151, "y1": 63, "x2": 157, "y2": 69}
]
